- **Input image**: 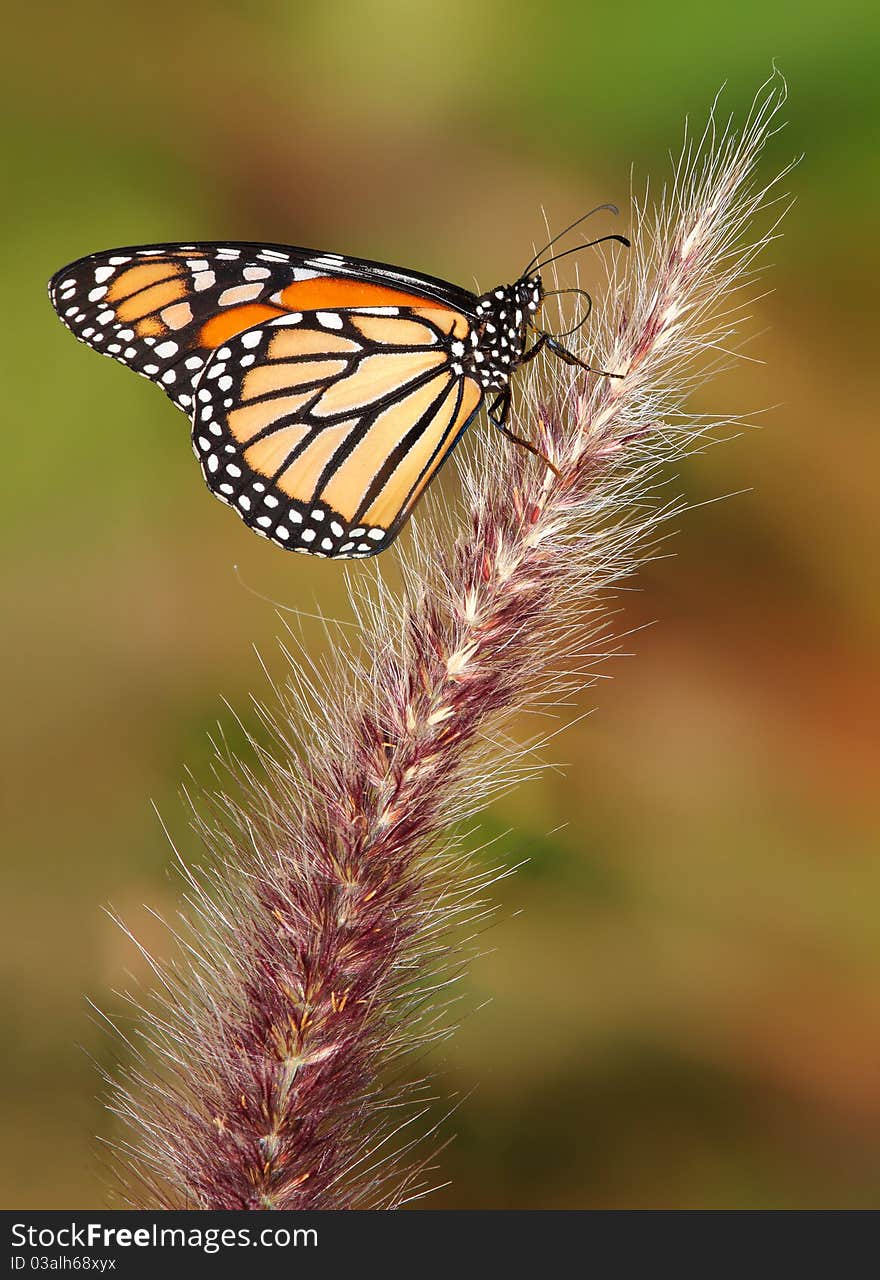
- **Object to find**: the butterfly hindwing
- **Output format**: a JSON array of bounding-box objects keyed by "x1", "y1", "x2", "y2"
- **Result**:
[{"x1": 193, "y1": 307, "x2": 484, "y2": 557}]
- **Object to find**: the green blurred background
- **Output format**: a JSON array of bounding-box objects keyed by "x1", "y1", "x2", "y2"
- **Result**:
[{"x1": 2, "y1": 1, "x2": 878, "y2": 1209}]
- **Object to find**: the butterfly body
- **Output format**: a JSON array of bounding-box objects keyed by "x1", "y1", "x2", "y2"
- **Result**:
[{"x1": 49, "y1": 242, "x2": 546, "y2": 558}]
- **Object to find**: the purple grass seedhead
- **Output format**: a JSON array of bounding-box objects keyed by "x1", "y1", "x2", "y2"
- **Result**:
[{"x1": 99, "y1": 72, "x2": 793, "y2": 1209}]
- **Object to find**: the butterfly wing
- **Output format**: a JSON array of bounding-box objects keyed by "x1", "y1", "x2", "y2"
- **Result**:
[
  {"x1": 49, "y1": 244, "x2": 295, "y2": 413},
  {"x1": 49, "y1": 241, "x2": 485, "y2": 557},
  {"x1": 193, "y1": 307, "x2": 483, "y2": 557},
  {"x1": 48, "y1": 241, "x2": 477, "y2": 413}
]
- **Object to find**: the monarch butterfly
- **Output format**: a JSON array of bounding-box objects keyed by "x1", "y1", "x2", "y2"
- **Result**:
[{"x1": 48, "y1": 218, "x2": 627, "y2": 559}]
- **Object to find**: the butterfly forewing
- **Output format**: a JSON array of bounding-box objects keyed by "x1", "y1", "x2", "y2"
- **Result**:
[
  {"x1": 48, "y1": 245, "x2": 306, "y2": 411},
  {"x1": 48, "y1": 243, "x2": 478, "y2": 411}
]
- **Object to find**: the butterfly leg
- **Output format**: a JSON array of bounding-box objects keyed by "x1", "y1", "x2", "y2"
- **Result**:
[
  {"x1": 519, "y1": 333, "x2": 549, "y2": 365},
  {"x1": 488, "y1": 388, "x2": 560, "y2": 477},
  {"x1": 534, "y1": 333, "x2": 624, "y2": 379},
  {"x1": 487, "y1": 388, "x2": 512, "y2": 427}
]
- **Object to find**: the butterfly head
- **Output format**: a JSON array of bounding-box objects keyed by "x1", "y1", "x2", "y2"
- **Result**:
[{"x1": 475, "y1": 275, "x2": 543, "y2": 324}]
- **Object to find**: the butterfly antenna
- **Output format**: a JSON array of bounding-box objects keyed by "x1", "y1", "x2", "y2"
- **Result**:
[
  {"x1": 522, "y1": 203, "x2": 621, "y2": 277},
  {"x1": 536, "y1": 233, "x2": 630, "y2": 272}
]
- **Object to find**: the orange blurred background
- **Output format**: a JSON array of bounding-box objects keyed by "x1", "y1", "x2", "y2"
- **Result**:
[{"x1": 2, "y1": 1, "x2": 878, "y2": 1208}]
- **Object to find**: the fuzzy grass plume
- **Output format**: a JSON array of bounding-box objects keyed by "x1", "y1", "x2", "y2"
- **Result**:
[{"x1": 101, "y1": 74, "x2": 792, "y2": 1209}]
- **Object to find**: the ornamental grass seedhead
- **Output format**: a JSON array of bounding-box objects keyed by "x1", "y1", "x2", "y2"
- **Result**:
[{"x1": 98, "y1": 71, "x2": 793, "y2": 1209}]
